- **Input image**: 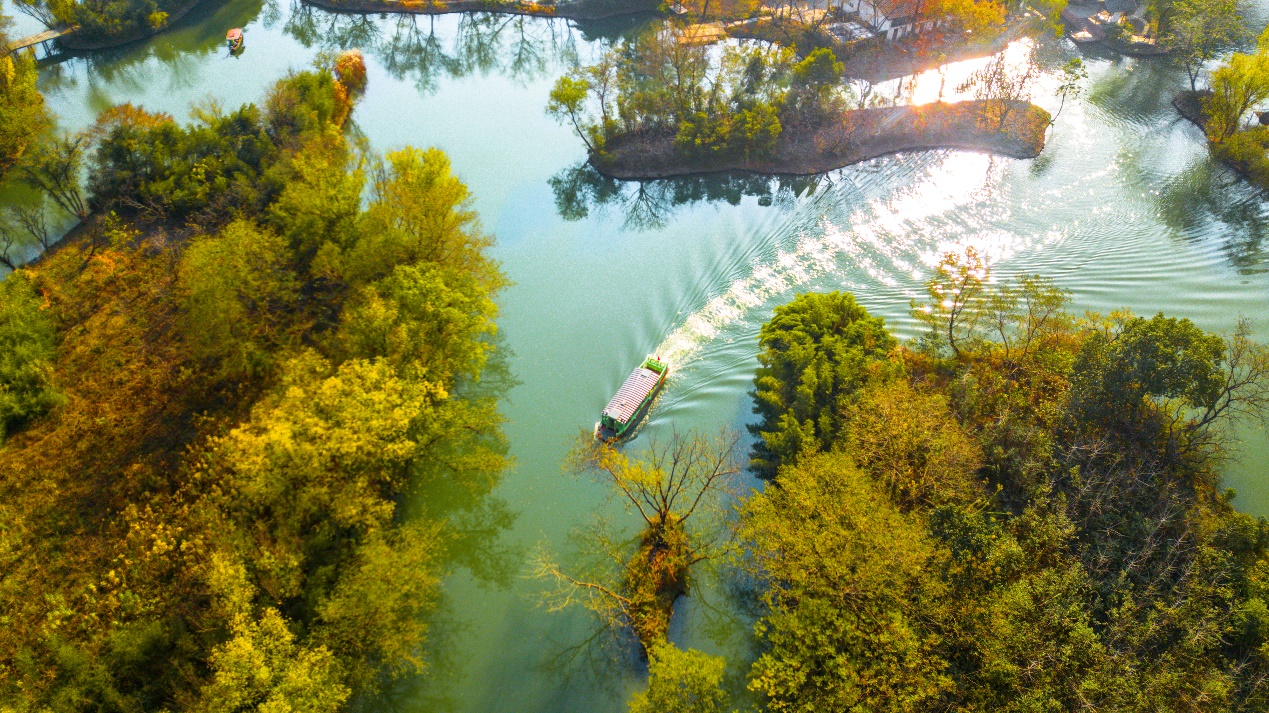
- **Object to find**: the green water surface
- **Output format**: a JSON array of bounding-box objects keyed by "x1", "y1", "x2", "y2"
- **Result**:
[{"x1": 14, "y1": 1, "x2": 1269, "y2": 709}]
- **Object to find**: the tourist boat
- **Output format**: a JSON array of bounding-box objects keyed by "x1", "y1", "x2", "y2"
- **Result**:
[
  {"x1": 226, "y1": 28, "x2": 244, "y2": 52},
  {"x1": 595, "y1": 355, "x2": 669, "y2": 441}
]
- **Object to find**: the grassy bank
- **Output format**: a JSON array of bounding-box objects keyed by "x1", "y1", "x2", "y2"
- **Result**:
[{"x1": 594, "y1": 100, "x2": 1051, "y2": 180}]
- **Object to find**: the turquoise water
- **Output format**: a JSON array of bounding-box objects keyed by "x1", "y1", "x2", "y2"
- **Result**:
[{"x1": 13, "y1": 1, "x2": 1269, "y2": 709}]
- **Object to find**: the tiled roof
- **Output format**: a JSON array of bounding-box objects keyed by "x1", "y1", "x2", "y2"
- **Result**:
[{"x1": 602, "y1": 367, "x2": 662, "y2": 424}]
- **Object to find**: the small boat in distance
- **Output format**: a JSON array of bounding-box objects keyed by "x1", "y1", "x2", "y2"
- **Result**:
[
  {"x1": 595, "y1": 355, "x2": 669, "y2": 441},
  {"x1": 226, "y1": 28, "x2": 244, "y2": 53}
]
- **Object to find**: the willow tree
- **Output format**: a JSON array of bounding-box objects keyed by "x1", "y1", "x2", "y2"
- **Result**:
[
  {"x1": 1164, "y1": 0, "x2": 1249, "y2": 92},
  {"x1": 1205, "y1": 28, "x2": 1269, "y2": 142}
]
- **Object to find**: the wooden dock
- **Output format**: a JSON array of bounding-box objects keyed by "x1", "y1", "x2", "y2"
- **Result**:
[{"x1": 5, "y1": 26, "x2": 77, "y2": 54}]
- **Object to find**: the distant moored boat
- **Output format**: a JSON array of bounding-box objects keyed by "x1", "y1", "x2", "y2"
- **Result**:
[
  {"x1": 595, "y1": 355, "x2": 669, "y2": 441},
  {"x1": 227, "y1": 28, "x2": 244, "y2": 52}
]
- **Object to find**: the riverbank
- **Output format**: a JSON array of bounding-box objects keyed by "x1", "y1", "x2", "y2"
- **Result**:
[
  {"x1": 731, "y1": 8, "x2": 1044, "y2": 84},
  {"x1": 56, "y1": 0, "x2": 203, "y2": 51},
  {"x1": 302, "y1": 0, "x2": 659, "y2": 21},
  {"x1": 1174, "y1": 89, "x2": 1269, "y2": 192},
  {"x1": 1173, "y1": 89, "x2": 1209, "y2": 130},
  {"x1": 592, "y1": 100, "x2": 1050, "y2": 180}
]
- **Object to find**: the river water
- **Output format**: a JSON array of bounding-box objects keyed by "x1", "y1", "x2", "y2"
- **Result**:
[{"x1": 12, "y1": 0, "x2": 1269, "y2": 709}]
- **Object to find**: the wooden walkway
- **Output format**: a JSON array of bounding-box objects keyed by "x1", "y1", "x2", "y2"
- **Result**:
[{"x1": 5, "y1": 26, "x2": 77, "y2": 53}]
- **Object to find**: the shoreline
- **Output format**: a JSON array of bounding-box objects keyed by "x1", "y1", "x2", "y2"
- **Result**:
[
  {"x1": 1173, "y1": 89, "x2": 1209, "y2": 131},
  {"x1": 56, "y1": 0, "x2": 204, "y2": 51},
  {"x1": 1173, "y1": 89, "x2": 1269, "y2": 192},
  {"x1": 592, "y1": 100, "x2": 1051, "y2": 180},
  {"x1": 301, "y1": 0, "x2": 660, "y2": 21}
]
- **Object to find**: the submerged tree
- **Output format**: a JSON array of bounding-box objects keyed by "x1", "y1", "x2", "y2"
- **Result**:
[{"x1": 534, "y1": 429, "x2": 743, "y2": 651}]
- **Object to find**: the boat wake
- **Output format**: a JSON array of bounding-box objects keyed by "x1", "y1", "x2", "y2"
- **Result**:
[{"x1": 653, "y1": 152, "x2": 1017, "y2": 379}]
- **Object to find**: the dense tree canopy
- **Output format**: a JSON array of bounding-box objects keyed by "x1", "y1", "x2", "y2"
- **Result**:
[
  {"x1": 0, "y1": 271, "x2": 58, "y2": 438},
  {"x1": 0, "y1": 54, "x2": 511, "y2": 711},
  {"x1": 747, "y1": 290, "x2": 896, "y2": 478},
  {"x1": 547, "y1": 26, "x2": 848, "y2": 163},
  {"x1": 740, "y1": 257, "x2": 1269, "y2": 712}
]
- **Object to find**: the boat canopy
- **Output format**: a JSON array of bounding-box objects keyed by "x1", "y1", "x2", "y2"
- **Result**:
[{"x1": 602, "y1": 367, "x2": 662, "y2": 426}]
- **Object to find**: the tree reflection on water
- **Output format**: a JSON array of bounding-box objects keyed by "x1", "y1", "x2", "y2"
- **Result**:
[
  {"x1": 550, "y1": 160, "x2": 833, "y2": 230},
  {"x1": 284, "y1": 1, "x2": 589, "y2": 94},
  {"x1": 1154, "y1": 157, "x2": 1269, "y2": 275}
]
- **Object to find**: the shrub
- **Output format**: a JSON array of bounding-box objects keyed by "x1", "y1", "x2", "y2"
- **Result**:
[{"x1": 0, "y1": 272, "x2": 59, "y2": 438}]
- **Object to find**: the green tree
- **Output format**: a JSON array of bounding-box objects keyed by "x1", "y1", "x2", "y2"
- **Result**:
[
  {"x1": 784, "y1": 48, "x2": 845, "y2": 125},
  {"x1": 748, "y1": 291, "x2": 896, "y2": 479},
  {"x1": 0, "y1": 14, "x2": 50, "y2": 181},
  {"x1": 0, "y1": 271, "x2": 59, "y2": 438},
  {"x1": 743, "y1": 452, "x2": 949, "y2": 713},
  {"x1": 1071, "y1": 312, "x2": 1269, "y2": 456},
  {"x1": 845, "y1": 381, "x2": 983, "y2": 510},
  {"x1": 195, "y1": 608, "x2": 350, "y2": 713},
  {"x1": 629, "y1": 641, "x2": 729, "y2": 713},
  {"x1": 547, "y1": 75, "x2": 600, "y2": 153},
  {"x1": 268, "y1": 129, "x2": 364, "y2": 269},
  {"x1": 1164, "y1": 0, "x2": 1249, "y2": 92},
  {"x1": 344, "y1": 147, "x2": 500, "y2": 291},
  {"x1": 1205, "y1": 30, "x2": 1269, "y2": 142},
  {"x1": 179, "y1": 219, "x2": 300, "y2": 378}
]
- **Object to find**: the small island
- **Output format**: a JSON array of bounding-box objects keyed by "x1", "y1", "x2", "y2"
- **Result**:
[
  {"x1": 548, "y1": 28, "x2": 1050, "y2": 181},
  {"x1": 595, "y1": 100, "x2": 1049, "y2": 179}
]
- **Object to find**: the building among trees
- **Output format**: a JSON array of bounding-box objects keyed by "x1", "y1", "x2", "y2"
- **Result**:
[{"x1": 838, "y1": 0, "x2": 943, "y2": 40}]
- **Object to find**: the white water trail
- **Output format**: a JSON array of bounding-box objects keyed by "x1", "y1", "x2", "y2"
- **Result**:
[{"x1": 654, "y1": 152, "x2": 1019, "y2": 372}]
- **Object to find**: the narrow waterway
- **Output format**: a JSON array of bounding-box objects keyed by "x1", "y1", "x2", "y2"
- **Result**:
[{"x1": 14, "y1": 1, "x2": 1269, "y2": 709}]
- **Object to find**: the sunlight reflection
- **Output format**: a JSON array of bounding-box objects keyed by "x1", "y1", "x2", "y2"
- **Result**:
[
  {"x1": 656, "y1": 152, "x2": 1015, "y2": 370},
  {"x1": 895, "y1": 39, "x2": 1037, "y2": 106}
]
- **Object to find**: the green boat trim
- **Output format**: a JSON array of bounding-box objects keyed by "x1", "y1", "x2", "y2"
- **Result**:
[{"x1": 595, "y1": 355, "x2": 669, "y2": 441}]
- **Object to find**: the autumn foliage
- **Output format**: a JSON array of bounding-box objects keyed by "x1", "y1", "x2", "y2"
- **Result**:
[{"x1": 0, "y1": 59, "x2": 510, "y2": 711}]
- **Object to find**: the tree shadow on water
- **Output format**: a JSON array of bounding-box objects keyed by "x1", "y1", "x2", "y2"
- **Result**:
[
  {"x1": 285, "y1": 1, "x2": 584, "y2": 94},
  {"x1": 549, "y1": 161, "x2": 832, "y2": 230},
  {"x1": 1154, "y1": 157, "x2": 1269, "y2": 275},
  {"x1": 347, "y1": 338, "x2": 522, "y2": 713}
]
